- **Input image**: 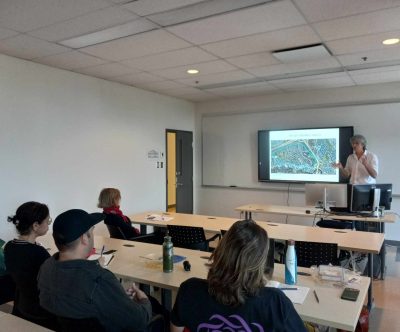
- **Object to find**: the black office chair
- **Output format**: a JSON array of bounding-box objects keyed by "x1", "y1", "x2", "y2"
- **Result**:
[
  {"x1": 167, "y1": 225, "x2": 221, "y2": 251},
  {"x1": 57, "y1": 316, "x2": 105, "y2": 332},
  {"x1": 294, "y1": 241, "x2": 339, "y2": 268},
  {"x1": 106, "y1": 223, "x2": 165, "y2": 244}
]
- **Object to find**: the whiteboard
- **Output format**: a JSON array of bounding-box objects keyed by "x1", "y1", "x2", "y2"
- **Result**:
[{"x1": 202, "y1": 103, "x2": 399, "y2": 193}]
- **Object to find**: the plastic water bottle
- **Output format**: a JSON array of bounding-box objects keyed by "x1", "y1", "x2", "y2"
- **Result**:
[
  {"x1": 285, "y1": 239, "x2": 297, "y2": 285},
  {"x1": 162, "y1": 233, "x2": 173, "y2": 273}
]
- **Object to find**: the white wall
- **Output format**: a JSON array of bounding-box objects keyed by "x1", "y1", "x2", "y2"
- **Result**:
[
  {"x1": 0, "y1": 54, "x2": 195, "y2": 241},
  {"x1": 195, "y1": 83, "x2": 400, "y2": 241}
]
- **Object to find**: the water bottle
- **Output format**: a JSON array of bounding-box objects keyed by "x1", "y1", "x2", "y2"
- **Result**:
[
  {"x1": 285, "y1": 239, "x2": 297, "y2": 285},
  {"x1": 162, "y1": 232, "x2": 173, "y2": 273}
]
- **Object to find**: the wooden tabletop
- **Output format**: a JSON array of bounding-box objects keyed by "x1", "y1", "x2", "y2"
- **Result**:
[
  {"x1": 39, "y1": 234, "x2": 369, "y2": 331},
  {"x1": 0, "y1": 313, "x2": 53, "y2": 331},
  {"x1": 129, "y1": 212, "x2": 384, "y2": 254},
  {"x1": 235, "y1": 204, "x2": 397, "y2": 223}
]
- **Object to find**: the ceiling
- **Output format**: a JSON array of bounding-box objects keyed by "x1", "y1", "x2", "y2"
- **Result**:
[{"x1": 1, "y1": 0, "x2": 400, "y2": 102}]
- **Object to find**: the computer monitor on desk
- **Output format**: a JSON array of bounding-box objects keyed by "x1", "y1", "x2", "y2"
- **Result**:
[
  {"x1": 349, "y1": 183, "x2": 392, "y2": 213},
  {"x1": 305, "y1": 183, "x2": 348, "y2": 209}
]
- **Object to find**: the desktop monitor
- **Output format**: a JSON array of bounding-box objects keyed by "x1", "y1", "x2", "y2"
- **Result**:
[
  {"x1": 305, "y1": 183, "x2": 348, "y2": 208},
  {"x1": 349, "y1": 183, "x2": 393, "y2": 212}
]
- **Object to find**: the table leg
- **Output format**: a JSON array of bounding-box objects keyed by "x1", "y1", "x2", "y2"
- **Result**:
[
  {"x1": 380, "y1": 222, "x2": 385, "y2": 280},
  {"x1": 161, "y1": 289, "x2": 172, "y2": 311},
  {"x1": 244, "y1": 211, "x2": 251, "y2": 220},
  {"x1": 367, "y1": 253, "x2": 373, "y2": 311},
  {"x1": 140, "y1": 224, "x2": 147, "y2": 235}
]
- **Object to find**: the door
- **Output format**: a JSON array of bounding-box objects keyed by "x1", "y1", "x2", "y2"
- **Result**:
[{"x1": 166, "y1": 130, "x2": 193, "y2": 214}]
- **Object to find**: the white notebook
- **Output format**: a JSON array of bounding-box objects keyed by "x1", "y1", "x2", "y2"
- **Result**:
[
  {"x1": 88, "y1": 253, "x2": 114, "y2": 266},
  {"x1": 266, "y1": 281, "x2": 310, "y2": 304}
]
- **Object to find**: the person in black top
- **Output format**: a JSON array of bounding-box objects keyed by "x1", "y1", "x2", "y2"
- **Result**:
[
  {"x1": 171, "y1": 219, "x2": 307, "y2": 332},
  {"x1": 4, "y1": 201, "x2": 57, "y2": 329},
  {"x1": 98, "y1": 188, "x2": 140, "y2": 239}
]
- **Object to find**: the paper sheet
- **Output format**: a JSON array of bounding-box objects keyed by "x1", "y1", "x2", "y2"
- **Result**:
[
  {"x1": 146, "y1": 214, "x2": 173, "y2": 222},
  {"x1": 88, "y1": 253, "x2": 114, "y2": 266},
  {"x1": 266, "y1": 281, "x2": 310, "y2": 304}
]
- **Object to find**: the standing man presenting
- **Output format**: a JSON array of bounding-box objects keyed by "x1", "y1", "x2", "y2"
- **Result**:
[{"x1": 333, "y1": 134, "x2": 378, "y2": 184}]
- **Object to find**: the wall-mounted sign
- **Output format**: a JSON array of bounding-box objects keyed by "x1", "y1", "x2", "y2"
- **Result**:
[{"x1": 147, "y1": 150, "x2": 159, "y2": 159}]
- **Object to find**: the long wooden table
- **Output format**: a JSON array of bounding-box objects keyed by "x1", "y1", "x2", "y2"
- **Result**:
[
  {"x1": 0, "y1": 312, "x2": 53, "y2": 331},
  {"x1": 41, "y1": 235, "x2": 369, "y2": 332},
  {"x1": 129, "y1": 211, "x2": 383, "y2": 310}
]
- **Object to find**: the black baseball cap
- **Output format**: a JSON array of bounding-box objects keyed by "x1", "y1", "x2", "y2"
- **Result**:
[{"x1": 53, "y1": 209, "x2": 104, "y2": 245}]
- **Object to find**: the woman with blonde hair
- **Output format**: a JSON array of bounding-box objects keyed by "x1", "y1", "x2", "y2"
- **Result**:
[
  {"x1": 98, "y1": 188, "x2": 140, "y2": 239},
  {"x1": 171, "y1": 219, "x2": 306, "y2": 332}
]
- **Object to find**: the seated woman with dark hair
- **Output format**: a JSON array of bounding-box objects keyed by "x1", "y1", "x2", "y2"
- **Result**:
[
  {"x1": 98, "y1": 188, "x2": 140, "y2": 239},
  {"x1": 171, "y1": 219, "x2": 307, "y2": 332},
  {"x1": 4, "y1": 201, "x2": 57, "y2": 329}
]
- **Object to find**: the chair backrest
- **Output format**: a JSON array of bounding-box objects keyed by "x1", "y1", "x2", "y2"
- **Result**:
[
  {"x1": 294, "y1": 241, "x2": 339, "y2": 268},
  {"x1": 167, "y1": 225, "x2": 208, "y2": 251},
  {"x1": 105, "y1": 224, "x2": 127, "y2": 240},
  {"x1": 104, "y1": 214, "x2": 138, "y2": 239},
  {"x1": 147, "y1": 314, "x2": 165, "y2": 332},
  {"x1": 57, "y1": 316, "x2": 105, "y2": 332}
]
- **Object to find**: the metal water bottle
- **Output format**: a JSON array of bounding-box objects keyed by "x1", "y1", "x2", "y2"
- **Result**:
[
  {"x1": 162, "y1": 232, "x2": 173, "y2": 273},
  {"x1": 285, "y1": 239, "x2": 297, "y2": 285}
]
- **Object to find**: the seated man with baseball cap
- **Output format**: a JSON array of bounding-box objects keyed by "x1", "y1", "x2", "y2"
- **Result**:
[{"x1": 38, "y1": 209, "x2": 152, "y2": 331}]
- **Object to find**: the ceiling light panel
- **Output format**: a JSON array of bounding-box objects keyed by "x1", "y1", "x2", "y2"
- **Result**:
[
  {"x1": 29, "y1": 6, "x2": 139, "y2": 42},
  {"x1": 146, "y1": 0, "x2": 271, "y2": 27},
  {"x1": 123, "y1": 0, "x2": 208, "y2": 16},
  {"x1": 293, "y1": 0, "x2": 399, "y2": 23},
  {"x1": 167, "y1": 1, "x2": 306, "y2": 45},
  {"x1": 80, "y1": 29, "x2": 191, "y2": 62},
  {"x1": 59, "y1": 18, "x2": 159, "y2": 48}
]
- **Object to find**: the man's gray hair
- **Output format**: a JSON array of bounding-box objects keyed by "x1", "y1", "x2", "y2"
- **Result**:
[{"x1": 350, "y1": 135, "x2": 367, "y2": 148}]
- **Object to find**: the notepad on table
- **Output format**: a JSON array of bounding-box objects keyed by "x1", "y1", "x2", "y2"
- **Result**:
[
  {"x1": 266, "y1": 281, "x2": 310, "y2": 304},
  {"x1": 146, "y1": 214, "x2": 173, "y2": 222},
  {"x1": 88, "y1": 253, "x2": 114, "y2": 266}
]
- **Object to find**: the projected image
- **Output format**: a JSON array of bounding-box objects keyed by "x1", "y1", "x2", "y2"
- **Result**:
[
  {"x1": 271, "y1": 139, "x2": 336, "y2": 174},
  {"x1": 269, "y1": 128, "x2": 339, "y2": 182}
]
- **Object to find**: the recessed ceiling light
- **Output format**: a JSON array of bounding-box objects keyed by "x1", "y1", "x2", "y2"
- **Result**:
[
  {"x1": 382, "y1": 38, "x2": 399, "y2": 45},
  {"x1": 187, "y1": 69, "x2": 199, "y2": 74}
]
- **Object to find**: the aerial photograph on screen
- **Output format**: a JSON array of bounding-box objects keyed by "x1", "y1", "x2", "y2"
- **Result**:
[{"x1": 271, "y1": 139, "x2": 336, "y2": 175}]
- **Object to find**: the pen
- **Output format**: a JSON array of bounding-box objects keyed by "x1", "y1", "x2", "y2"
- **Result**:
[
  {"x1": 100, "y1": 245, "x2": 105, "y2": 257},
  {"x1": 298, "y1": 271, "x2": 311, "y2": 276},
  {"x1": 280, "y1": 288, "x2": 298, "y2": 290},
  {"x1": 313, "y1": 290, "x2": 320, "y2": 303},
  {"x1": 106, "y1": 255, "x2": 114, "y2": 267}
]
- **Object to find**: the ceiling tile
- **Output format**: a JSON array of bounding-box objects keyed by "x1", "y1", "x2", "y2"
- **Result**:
[
  {"x1": 0, "y1": 34, "x2": 70, "y2": 60},
  {"x1": 177, "y1": 70, "x2": 255, "y2": 86},
  {"x1": 327, "y1": 31, "x2": 400, "y2": 55},
  {"x1": 337, "y1": 47, "x2": 400, "y2": 66},
  {"x1": 167, "y1": 1, "x2": 306, "y2": 44},
  {"x1": 0, "y1": 27, "x2": 19, "y2": 40},
  {"x1": 73, "y1": 62, "x2": 141, "y2": 79},
  {"x1": 111, "y1": 72, "x2": 165, "y2": 85},
  {"x1": 28, "y1": 6, "x2": 139, "y2": 42},
  {"x1": 0, "y1": 0, "x2": 111, "y2": 32},
  {"x1": 176, "y1": 93, "x2": 221, "y2": 102},
  {"x1": 34, "y1": 51, "x2": 107, "y2": 70},
  {"x1": 121, "y1": 47, "x2": 217, "y2": 71},
  {"x1": 123, "y1": 0, "x2": 207, "y2": 16},
  {"x1": 226, "y1": 52, "x2": 280, "y2": 69},
  {"x1": 155, "y1": 60, "x2": 237, "y2": 80},
  {"x1": 293, "y1": 0, "x2": 400, "y2": 23},
  {"x1": 201, "y1": 25, "x2": 320, "y2": 58},
  {"x1": 313, "y1": 6, "x2": 400, "y2": 41},
  {"x1": 80, "y1": 29, "x2": 191, "y2": 61}
]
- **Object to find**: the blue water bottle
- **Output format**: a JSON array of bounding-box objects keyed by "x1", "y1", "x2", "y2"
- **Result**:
[{"x1": 285, "y1": 239, "x2": 297, "y2": 285}]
